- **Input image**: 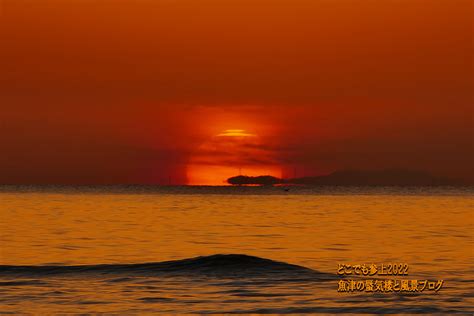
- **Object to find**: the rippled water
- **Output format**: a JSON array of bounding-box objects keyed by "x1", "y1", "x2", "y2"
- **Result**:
[{"x1": 0, "y1": 186, "x2": 473, "y2": 314}]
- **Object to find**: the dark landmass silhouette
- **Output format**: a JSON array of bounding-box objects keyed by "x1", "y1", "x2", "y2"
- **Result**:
[
  {"x1": 227, "y1": 169, "x2": 467, "y2": 186},
  {"x1": 227, "y1": 175, "x2": 281, "y2": 186}
]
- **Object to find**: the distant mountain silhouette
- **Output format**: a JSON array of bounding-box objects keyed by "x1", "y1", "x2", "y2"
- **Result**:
[{"x1": 227, "y1": 169, "x2": 465, "y2": 186}]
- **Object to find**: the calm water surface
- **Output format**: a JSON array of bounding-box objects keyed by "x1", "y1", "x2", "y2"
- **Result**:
[{"x1": 0, "y1": 186, "x2": 473, "y2": 314}]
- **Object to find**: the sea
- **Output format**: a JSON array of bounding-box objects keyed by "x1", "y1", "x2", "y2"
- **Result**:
[{"x1": 0, "y1": 185, "x2": 473, "y2": 314}]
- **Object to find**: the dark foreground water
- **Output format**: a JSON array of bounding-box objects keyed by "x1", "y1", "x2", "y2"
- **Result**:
[{"x1": 0, "y1": 186, "x2": 473, "y2": 314}]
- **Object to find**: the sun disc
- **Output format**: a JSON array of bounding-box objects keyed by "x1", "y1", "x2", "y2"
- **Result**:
[{"x1": 216, "y1": 129, "x2": 255, "y2": 137}]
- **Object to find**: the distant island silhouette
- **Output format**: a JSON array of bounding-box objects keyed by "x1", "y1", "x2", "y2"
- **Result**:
[
  {"x1": 227, "y1": 169, "x2": 466, "y2": 186},
  {"x1": 227, "y1": 175, "x2": 281, "y2": 186}
]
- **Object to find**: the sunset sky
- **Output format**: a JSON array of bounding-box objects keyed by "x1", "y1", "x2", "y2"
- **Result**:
[{"x1": 1, "y1": 0, "x2": 472, "y2": 184}]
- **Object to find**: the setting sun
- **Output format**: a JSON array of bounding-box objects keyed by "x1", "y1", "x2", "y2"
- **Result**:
[
  {"x1": 186, "y1": 129, "x2": 281, "y2": 185},
  {"x1": 216, "y1": 129, "x2": 256, "y2": 137}
]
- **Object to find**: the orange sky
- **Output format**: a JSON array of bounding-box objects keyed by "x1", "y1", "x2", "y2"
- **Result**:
[{"x1": 0, "y1": 0, "x2": 472, "y2": 184}]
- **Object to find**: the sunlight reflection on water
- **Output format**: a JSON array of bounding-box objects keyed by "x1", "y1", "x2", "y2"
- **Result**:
[{"x1": 0, "y1": 186, "x2": 472, "y2": 313}]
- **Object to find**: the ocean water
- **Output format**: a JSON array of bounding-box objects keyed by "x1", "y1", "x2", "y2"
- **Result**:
[{"x1": 0, "y1": 186, "x2": 473, "y2": 314}]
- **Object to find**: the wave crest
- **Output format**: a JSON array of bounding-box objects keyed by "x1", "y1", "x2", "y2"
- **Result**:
[{"x1": 0, "y1": 254, "x2": 335, "y2": 280}]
